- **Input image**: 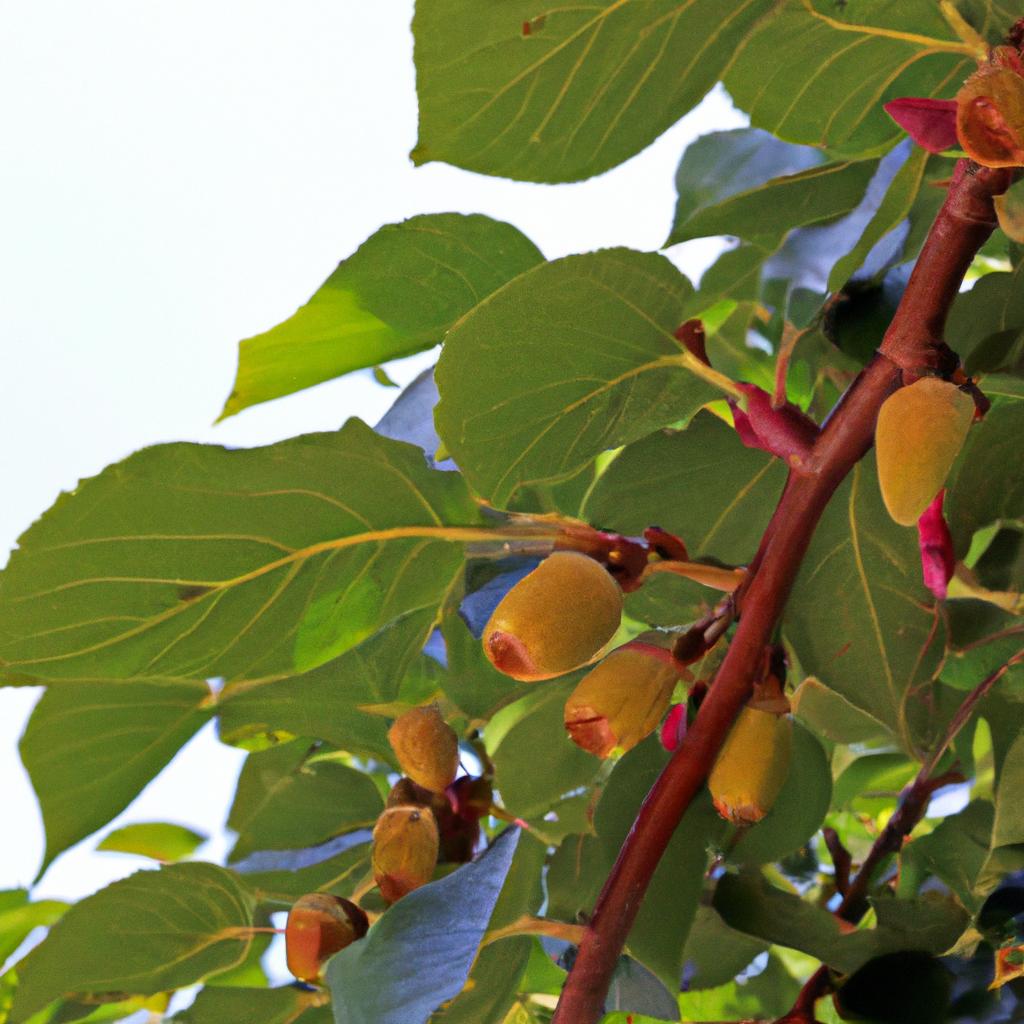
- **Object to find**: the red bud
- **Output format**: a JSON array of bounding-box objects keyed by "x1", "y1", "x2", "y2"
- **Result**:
[
  {"x1": 660, "y1": 703, "x2": 687, "y2": 752},
  {"x1": 730, "y1": 384, "x2": 819, "y2": 466},
  {"x1": 884, "y1": 97, "x2": 959, "y2": 153},
  {"x1": 917, "y1": 490, "x2": 956, "y2": 600}
]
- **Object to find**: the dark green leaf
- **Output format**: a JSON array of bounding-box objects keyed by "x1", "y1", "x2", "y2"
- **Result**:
[
  {"x1": 488, "y1": 676, "x2": 601, "y2": 819},
  {"x1": 227, "y1": 740, "x2": 382, "y2": 862},
  {"x1": 940, "y1": 601, "x2": 1024, "y2": 697},
  {"x1": 435, "y1": 250, "x2": 722, "y2": 506},
  {"x1": 0, "y1": 422, "x2": 479, "y2": 683},
  {"x1": 784, "y1": 453, "x2": 943, "y2": 750},
  {"x1": 96, "y1": 823, "x2": 207, "y2": 863},
  {"x1": 324, "y1": 828, "x2": 519, "y2": 1024},
  {"x1": 412, "y1": 0, "x2": 774, "y2": 183},
  {"x1": 582, "y1": 411, "x2": 786, "y2": 566},
  {"x1": 170, "y1": 986, "x2": 329, "y2": 1024},
  {"x1": 220, "y1": 215, "x2": 543, "y2": 418},
  {"x1": 946, "y1": 262, "x2": 1024, "y2": 374},
  {"x1": 676, "y1": 955, "x2": 800, "y2": 1021},
  {"x1": 725, "y1": 4, "x2": 977, "y2": 156},
  {"x1": 20, "y1": 680, "x2": 212, "y2": 874},
  {"x1": 831, "y1": 752, "x2": 917, "y2": 811},
  {"x1": 0, "y1": 892, "x2": 67, "y2": 969},
  {"x1": 679, "y1": 906, "x2": 768, "y2": 991},
  {"x1": 9, "y1": 863, "x2": 254, "y2": 1023}
]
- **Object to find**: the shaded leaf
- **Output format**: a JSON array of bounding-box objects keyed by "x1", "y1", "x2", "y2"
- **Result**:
[
  {"x1": 233, "y1": 836, "x2": 371, "y2": 903},
  {"x1": 783, "y1": 454, "x2": 943, "y2": 751},
  {"x1": 679, "y1": 905, "x2": 768, "y2": 991},
  {"x1": 0, "y1": 422, "x2": 479, "y2": 684},
  {"x1": 227, "y1": 739, "x2": 382, "y2": 862},
  {"x1": 96, "y1": 823, "x2": 206, "y2": 863},
  {"x1": 20, "y1": 680, "x2": 212, "y2": 875},
  {"x1": 9, "y1": 863, "x2": 254, "y2": 1023},
  {"x1": 412, "y1": 0, "x2": 774, "y2": 183},
  {"x1": 325, "y1": 828, "x2": 519, "y2": 1024},
  {"x1": 435, "y1": 250, "x2": 721, "y2": 506},
  {"x1": 220, "y1": 215, "x2": 542, "y2": 419},
  {"x1": 170, "y1": 986, "x2": 330, "y2": 1024},
  {"x1": 0, "y1": 892, "x2": 67, "y2": 969},
  {"x1": 582, "y1": 411, "x2": 786, "y2": 566}
]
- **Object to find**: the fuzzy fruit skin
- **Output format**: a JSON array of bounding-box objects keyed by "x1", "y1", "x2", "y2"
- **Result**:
[
  {"x1": 285, "y1": 892, "x2": 368, "y2": 982},
  {"x1": 372, "y1": 805, "x2": 439, "y2": 903},
  {"x1": 564, "y1": 647, "x2": 677, "y2": 758},
  {"x1": 483, "y1": 552, "x2": 623, "y2": 681},
  {"x1": 875, "y1": 377, "x2": 974, "y2": 526},
  {"x1": 387, "y1": 705, "x2": 459, "y2": 793},
  {"x1": 708, "y1": 706, "x2": 792, "y2": 824}
]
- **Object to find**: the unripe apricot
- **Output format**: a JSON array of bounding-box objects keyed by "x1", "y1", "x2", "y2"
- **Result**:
[
  {"x1": 483, "y1": 552, "x2": 623, "y2": 681},
  {"x1": 708, "y1": 706, "x2": 792, "y2": 824},
  {"x1": 285, "y1": 892, "x2": 368, "y2": 983},
  {"x1": 875, "y1": 377, "x2": 974, "y2": 526},
  {"x1": 564, "y1": 646, "x2": 678, "y2": 758},
  {"x1": 372, "y1": 805, "x2": 439, "y2": 903},
  {"x1": 387, "y1": 704, "x2": 459, "y2": 793}
]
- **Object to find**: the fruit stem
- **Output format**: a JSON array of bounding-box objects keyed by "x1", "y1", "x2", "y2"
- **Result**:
[{"x1": 551, "y1": 158, "x2": 1013, "y2": 1024}]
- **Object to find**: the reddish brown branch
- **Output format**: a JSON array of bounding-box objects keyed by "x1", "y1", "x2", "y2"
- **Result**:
[{"x1": 551, "y1": 160, "x2": 1013, "y2": 1024}]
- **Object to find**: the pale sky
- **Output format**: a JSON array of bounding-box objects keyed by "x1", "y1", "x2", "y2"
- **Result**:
[{"x1": 0, "y1": 0, "x2": 742, "y2": 990}]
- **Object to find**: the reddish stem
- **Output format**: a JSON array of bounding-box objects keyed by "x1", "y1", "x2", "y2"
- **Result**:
[{"x1": 550, "y1": 160, "x2": 1013, "y2": 1024}]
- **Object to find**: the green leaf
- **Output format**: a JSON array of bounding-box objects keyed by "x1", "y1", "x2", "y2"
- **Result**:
[
  {"x1": 0, "y1": 422, "x2": 479, "y2": 684},
  {"x1": 219, "y1": 215, "x2": 543, "y2": 419},
  {"x1": 947, "y1": 402, "x2": 1024, "y2": 553},
  {"x1": 790, "y1": 676, "x2": 890, "y2": 744},
  {"x1": 783, "y1": 454, "x2": 943, "y2": 751},
  {"x1": 233, "y1": 838, "x2": 371, "y2": 903},
  {"x1": 96, "y1": 823, "x2": 207, "y2": 863},
  {"x1": 412, "y1": 0, "x2": 774, "y2": 183},
  {"x1": 827, "y1": 144, "x2": 930, "y2": 292},
  {"x1": 679, "y1": 906, "x2": 768, "y2": 991},
  {"x1": 728, "y1": 720, "x2": 831, "y2": 866},
  {"x1": 668, "y1": 128, "x2": 825, "y2": 247},
  {"x1": 9, "y1": 863, "x2": 254, "y2": 1023},
  {"x1": 671, "y1": 153, "x2": 879, "y2": 252},
  {"x1": 992, "y1": 729, "x2": 1024, "y2": 849},
  {"x1": 725, "y1": 3, "x2": 976, "y2": 156},
  {"x1": 20, "y1": 680, "x2": 212, "y2": 875},
  {"x1": 582, "y1": 411, "x2": 786, "y2": 566},
  {"x1": 217, "y1": 613, "x2": 433, "y2": 762},
  {"x1": 676, "y1": 955, "x2": 800, "y2": 1021},
  {"x1": 831, "y1": 752, "x2": 917, "y2": 812},
  {"x1": 226, "y1": 739, "x2": 383, "y2": 862},
  {"x1": 488, "y1": 676, "x2": 601, "y2": 819},
  {"x1": 435, "y1": 249, "x2": 722, "y2": 506},
  {"x1": 946, "y1": 262, "x2": 1024, "y2": 374},
  {"x1": 713, "y1": 873, "x2": 967, "y2": 974},
  {"x1": 324, "y1": 828, "x2": 519, "y2": 1024},
  {"x1": 0, "y1": 893, "x2": 67, "y2": 969},
  {"x1": 940, "y1": 601, "x2": 1024, "y2": 697},
  {"x1": 170, "y1": 986, "x2": 329, "y2": 1024}
]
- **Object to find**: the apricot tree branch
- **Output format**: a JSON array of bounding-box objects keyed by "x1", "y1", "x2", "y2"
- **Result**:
[{"x1": 551, "y1": 159, "x2": 1014, "y2": 1024}]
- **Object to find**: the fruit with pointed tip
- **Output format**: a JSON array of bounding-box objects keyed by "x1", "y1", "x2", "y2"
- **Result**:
[
  {"x1": 875, "y1": 377, "x2": 974, "y2": 526},
  {"x1": 483, "y1": 552, "x2": 623, "y2": 681},
  {"x1": 708, "y1": 705, "x2": 792, "y2": 824},
  {"x1": 285, "y1": 892, "x2": 368, "y2": 983},
  {"x1": 388, "y1": 704, "x2": 459, "y2": 793},
  {"x1": 372, "y1": 805, "x2": 439, "y2": 903}
]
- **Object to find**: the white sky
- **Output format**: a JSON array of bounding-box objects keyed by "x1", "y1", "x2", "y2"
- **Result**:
[{"x1": 0, "y1": 0, "x2": 743, "y2": 988}]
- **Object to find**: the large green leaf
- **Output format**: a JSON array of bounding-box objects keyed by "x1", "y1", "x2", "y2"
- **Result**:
[
  {"x1": 725, "y1": 1, "x2": 979, "y2": 156},
  {"x1": 219, "y1": 215, "x2": 543, "y2": 419},
  {"x1": 412, "y1": 0, "x2": 774, "y2": 183},
  {"x1": 20, "y1": 680, "x2": 212, "y2": 875},
  {"x1": 325, "y1": 828, "x2": 519, "y2": 1024},
  {"x1": 226, "y1": 739, "x2": 383, "y2": 862},
  {"x1": 9, "y1": 863, "x2": 254, "y2": 1023},
  {"x1": 783, "y1": 454, "x2": 944, "y2": 751},
  {"x1": 217, "y1": 613, "x2": 433, "y2": 762},
  {"x1": 435, "y1": 250, "x2": 722, "y2": 506},
  {"x1": 582, "y1": 411, "x2": 786, "y2": 565},
  {"x1": 946, "y1": 262, "x2": 1024, "y2": 374},
  {"x1": 0, "y1": 422, "x2": 480, "y2": 684},
  {"x1": 170, "y1": 986, "x2": 330, "y2": 1024},
  {"x1": 947, "y1": 402, "x2": 1024, "y2": 553}
]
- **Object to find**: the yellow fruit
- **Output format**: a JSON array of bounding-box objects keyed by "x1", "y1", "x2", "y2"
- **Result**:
[
  {"x1": 875, "y1": 377, "x2": 974, "y2": 526},
  {"x1": 483, "y1": 552, "x2": 623, "y2": 681},
  {"x1": 564, "y1": 646, "x2": 678, "y2": 758},
  {"x1": 387, "y1": 705, "x2": 459, "y2": 793},
  {"x1": 708, "y1": 706, "x2": 792, "y2": 824},
  {"x1": 285, "y1": 892, "x2": 368, "y2": 982},
  {"x1": 372, "y1": 805, "x2": 439, "y2": 903}
]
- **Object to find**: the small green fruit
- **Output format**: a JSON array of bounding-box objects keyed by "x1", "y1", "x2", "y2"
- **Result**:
[{"x1": 483, "y1": 552, "x2": 623, "y2": 681}]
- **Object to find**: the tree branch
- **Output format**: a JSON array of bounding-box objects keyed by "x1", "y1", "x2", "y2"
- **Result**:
[{"x1": 551, "y1": 160, "x2": 1013, "y2": 1024}]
